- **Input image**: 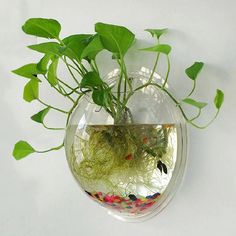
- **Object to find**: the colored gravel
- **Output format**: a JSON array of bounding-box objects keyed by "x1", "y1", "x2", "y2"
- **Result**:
[{"x1": 85, "y1": 191, "x2": 160, "y2": 214}]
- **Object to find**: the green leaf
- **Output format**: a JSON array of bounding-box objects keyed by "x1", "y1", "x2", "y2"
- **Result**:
[
  {"x1": 81, "y1": 34, "x2": 104, "y2": 60},
  {"x1": 185, "y1": 62, "x2": 204, "y2": 81},
  {"x1": 22, "y1": 18, "x2": 61, "y2": 39},
  {"x1": 214, "y1": 89, "x2": 224, "y2": 109},
  {"x1": 37, "y1": 54, "x2": 52, "y2": 73},
  {"x1": 12, "y1": 63, "x2": 43, "y2": 79},
  {"x1": 145, "y1": 28, "x2": 168, "y2": 39},
  {"x1": 31, "y1": 107, "x2": 50, "y2": 123},
  {"x1": 23, "y1": 78, "x2": 39, "y2": 102},
  {"x1": 61, "y1": 34, "x2": 92, "y2": 60},
  {"x1": 141, "y1": 44, "x2": 171, "y2": 55},
  {"x1": 92, "y1": 89, "x2": 109, "y2": 106},
  {"x1": 28, "y1": 42, "x2": 61, "y2": 57},
  {"x1": 47, "y1": 58, "x2": 59, "y2": 86},
  {"x1": 182, "y1": 98, "x2": 207, "y2": 109},
  {"x1": 13, "y1": 141, "x2": 35, "y2": 160},
  {"x1": 95, "y1": 22, "x2": 135, "y2": 56},
  {"x1": 81, "y1": 71, "x2": 103, "y2": 88}
]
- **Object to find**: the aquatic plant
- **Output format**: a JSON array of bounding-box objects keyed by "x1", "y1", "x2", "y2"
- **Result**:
[{"x1": 12, "y1": 18, "x2": 224, "y2": 159}]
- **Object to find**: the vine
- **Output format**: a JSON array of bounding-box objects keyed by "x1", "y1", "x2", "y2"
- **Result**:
[{"x1": 12, "y1": 18, "x2": 224, "y2": 160}]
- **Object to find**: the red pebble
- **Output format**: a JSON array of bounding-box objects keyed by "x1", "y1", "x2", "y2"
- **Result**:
[
  {"x1": 125, "y1": 154, "x2": 133, "y2": 160},
  {"x1": 143, "y1": 137, "x2": 148, "y2": 144},
  {"x1": 145, "y1": 202, "x2": 155, "y2": 208},
  {"x1": 104, "y1": 195, "x2": 112, "y2": 202}
]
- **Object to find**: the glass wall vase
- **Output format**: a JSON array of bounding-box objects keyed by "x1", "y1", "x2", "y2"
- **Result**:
[{"x1": 65, "y1": 67, "x2": 188, "y2": 222}]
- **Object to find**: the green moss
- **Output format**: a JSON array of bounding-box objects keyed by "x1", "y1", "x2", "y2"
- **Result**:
[{"x1": 69, "y1": 124, "x2": 175, "y2": 196}]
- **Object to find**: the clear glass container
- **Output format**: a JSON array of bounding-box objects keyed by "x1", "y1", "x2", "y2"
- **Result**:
[{"x1": 64, "y1": 67, "x2": 188, "y2": 222}]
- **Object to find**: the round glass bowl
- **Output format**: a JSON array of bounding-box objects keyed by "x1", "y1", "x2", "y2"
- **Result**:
[{"x1": 64, "y1": 67, "x2": 188, "y2": 222}]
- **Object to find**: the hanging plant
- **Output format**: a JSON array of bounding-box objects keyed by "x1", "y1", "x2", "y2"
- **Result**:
[{"x1": 12, "y1": 18, "x2": 224, "y2": 221}]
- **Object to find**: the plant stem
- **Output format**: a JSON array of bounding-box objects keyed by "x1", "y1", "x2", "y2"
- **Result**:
[
  {"x1": 57, "y1": 78, "x2": 81, "y2": 95},
  {"x1": 123, "y1": 71, "x2": 127, "y2": 102},
  {"x1": 89, "y1": 60, "x2": 98, "y2": 74},
  {"x1": 150, "y1": 83, "x2": 219, "y2": 129},
  {"x1": 148, "y1": 52, "x2": 160, "y2": 83},
  {"x1": 148, "y1": 38, "x2": 160, "y2": 83},
  {"x1": 43, "y1": 123, "x2": 65, "y2": 130},
  {"x1": 187, "y1": 80, "x2": 196, "y2": 97},
  {"x1": 115, "y1": 56, "x2": 134, "y2": 123},
  {"x1": 117, "y1": 59, "x2": 123, "y2": 100},
  {"x1": 190, "y1": 108, "x2": 202, "y2": 121},
  {"x1": 63, "y1": 57, "x2": 80, "y2": 85},
  {"x1": 36, "y1": 143, "x2": 64, "y2": 153},
  {"x1": 72, "y1": 58, "x2": 88, "y2": 75},
  {"x1": 37, "y1": 98, "x2": 69, "y2": 114},
  {"x1": 187, "y1": 109, "x2": 220, "y2": 129},
  {"x1": 64, "y1": 60, "x2": 83, "y2": 75},
  {"x1": 57, "y1": 84, "x2": 76, "y2": 103},
  {"x1": 162, "y1": 55, "x2": 170, "y2": 88},
  {"x1": 42, "y1": 75, "x2": 75, "y2": 103},
  {"x1": 93, "y1": 59, "x2": 99, "y2": 75},
  {"x1": 107, "y1": 92, "x2": 116, "y2": 117},
  {"x1": 122, "y1": 57, "x2": 132, "y2": 93},
  {"x1": 57, "y1": 37, "x2": 86, "y2": 75},
  {"x1": 65, "y1": 86, "x2": 81, "y2": 96},
  {"x1": 116, "y1": 58, "x2": 124, "y2": 119},
  {"x1": 66, "y1": 94, "x2": 84, "y2": 126},
  {"x1": 130, "y1": 81, "x2": 217, "y2": 129}
]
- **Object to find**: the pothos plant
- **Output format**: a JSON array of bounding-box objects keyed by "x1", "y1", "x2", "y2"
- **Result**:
[{"x1": 12, "y1": 18, "x2": 224, "y2": 160}]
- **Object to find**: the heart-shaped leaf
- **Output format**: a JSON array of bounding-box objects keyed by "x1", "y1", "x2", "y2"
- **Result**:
[
  {"x1": 95, "y1": 22, "x2": 135, "y2": 56},
  {"x1": 81, "y1": 71, "x2": 103, "y2": 88},
  {"x1": 28, "y1": 42, "x2": 61, "y2": 57},
  {"x1": 214, "y1": 89, "x2": 224, "y2": 109},
  {"x1": 92, "y1": 89, "x2": 109, "y2": 106},
  {"x1": 145, "y1": 28, "x2": 168, "y2": 39},
  {"x1": 81, "y1": 34, "x2": 104, "y2": 60},
  {"x1": 13, "y1": 141, "x2": 35, "y2": 160},
  {"x1": 12, "y1": 63, "x2": 44, "y2": 79},
  {"x1": 182, "y1": 98, "x2": 207, "y2": 109},
  {"x1": 22, "y1": 18, "x2": 61, "y2": 39},
  {"x1": 47, "y1": 58, "x2": 59, "y2": 86},
  {"x1": 141, "y1": 44, "x2": 171, "y2": 55},
  {"x1": 37, "y1": 54, "x2": 52, "y2": 73},
  {"x1": 31, "y1": 107, "x2": 50, "y2": 123},
  {"x1": 61, "y1": 34, "x2": 92, "y2": 60},
  {"x1": 185, "y1": 62, "x2": 204, "y2": 81},
  {"x1": 23, "y1": 78, "x2": 39, "y2": 102}
]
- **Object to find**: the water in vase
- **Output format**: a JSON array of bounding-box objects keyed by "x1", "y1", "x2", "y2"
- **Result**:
[{"x1": 67, "y1": 124, "x2": 177, "y2": 215}]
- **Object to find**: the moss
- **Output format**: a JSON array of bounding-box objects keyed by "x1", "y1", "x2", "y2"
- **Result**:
[{"x1": 69, "y1": 124, "x2": 175, "y2": 196}]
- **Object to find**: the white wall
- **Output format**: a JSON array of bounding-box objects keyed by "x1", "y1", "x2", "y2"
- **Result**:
[{"x1": 1, "y1": 0, "x2": 236, "y2": 235}]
